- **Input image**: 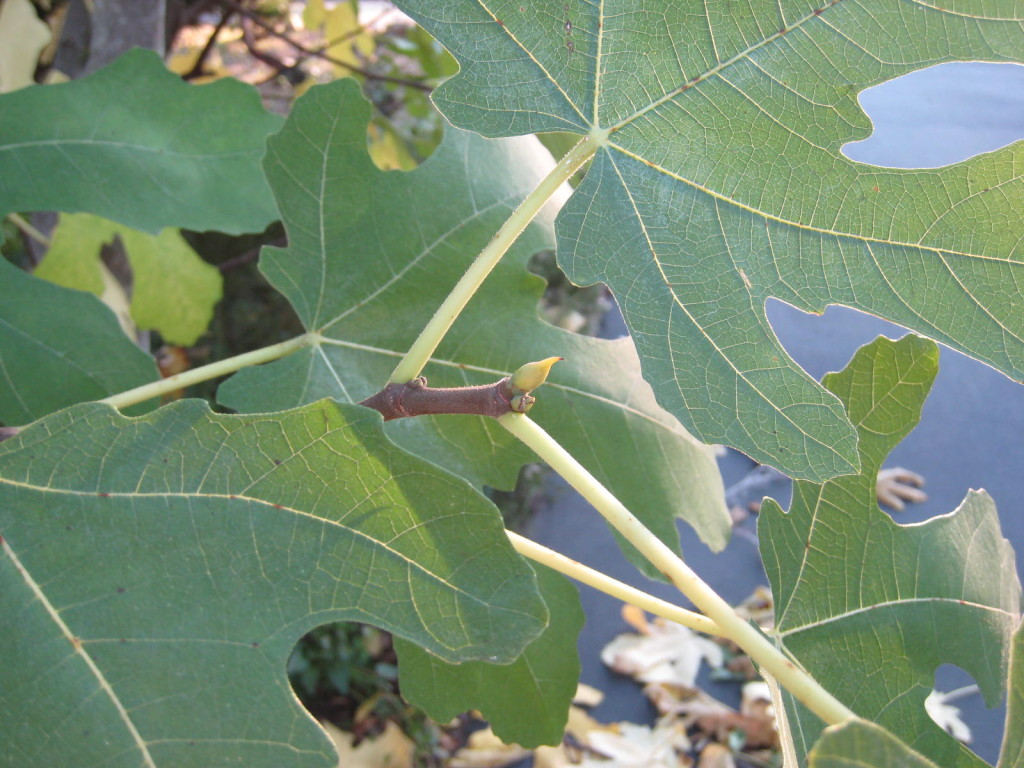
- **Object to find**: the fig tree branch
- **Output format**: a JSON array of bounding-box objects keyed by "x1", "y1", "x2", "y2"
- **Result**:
[{"x1": 359, "y1": 376, "x2": 521, "y2": 421}]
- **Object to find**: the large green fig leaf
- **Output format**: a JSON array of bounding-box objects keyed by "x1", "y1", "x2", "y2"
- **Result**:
[
  {"x1": 392, "y1": 0, "x2": 1024, "y2": 482},
  {"x1": 999, "y1": 620, "x2": 1024, "y2": 768},
  {"x1": 219, "y1": 79, "x2": 731, "y2": 568},
  {"x1": 0, "y1": 399, "x2": 546, "y2": 768},
  {"x1": 0, "y1": 259, "x2": 158, "y2": 424},
  {"x1": 759, "y1": 335, "x2": 1022, "y2": 767},
  {"x1": 395, "y1": 563, "x2": 584, "y2": 747},
  {"x1": 0, "y1": 49, "x2": 281, "y2": 235},
  {"x1": 35, "y1": 213, "x2": 222, "y2": 346}
]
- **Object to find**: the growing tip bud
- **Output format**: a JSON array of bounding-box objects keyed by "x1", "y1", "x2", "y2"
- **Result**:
[{"x1": 510, "y1": 356, "x2": 564, "y2": 393}]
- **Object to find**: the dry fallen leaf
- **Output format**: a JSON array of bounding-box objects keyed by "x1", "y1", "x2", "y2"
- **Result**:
[
  {"x1": 696, "y1": 743, "x2": 736, "y2": 768},
  {"x1": 575, "y1": 682, "x2": 606, "y2": 709},
  {"x1": 448, "y1": 727, "x2": 532, "y2": 768},
  {"x1": 322, "y1": 720, "x2": 415, "y2": 768},
  {"x1": 602, "y1": 608, "x2": 724, "y2": 688},
  {"x1": 581, "y1": 716, "x2": 691, "y2": 768},
  {"x1": 0, "y1": 0, "x2": 51, "y2": 93},
  {"x1": 925, "y1": 687, "x2": 973, "y2": 744}
]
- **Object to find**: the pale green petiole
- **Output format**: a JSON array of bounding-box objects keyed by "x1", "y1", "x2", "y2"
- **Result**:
[
  {"x1": 506, "y1": 529, "x2": 721, "y2": 636},
  {"x1": 100, "y1": 333, "x2": 317, "y2": 410},
  {"x1": 389, "y1": 135, "x2": 598, "y2": 384},
  {"x1": 499, "y1": 412, "x2": 858, "y2": 727}
]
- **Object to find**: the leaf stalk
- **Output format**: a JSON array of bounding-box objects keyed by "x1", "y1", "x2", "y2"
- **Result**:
[
  {"x1": 100, "y1": 333, "x2": 316, "y2": 410},
  {"x1": 506, "y1": 530, "x2": 721, "y2": 636},
  {"x1": 498, "y1": 412, "x2": 857, "y2": 727},
  {"x1": 389, "y1": 135, "x2": 597, "y2": 384}
]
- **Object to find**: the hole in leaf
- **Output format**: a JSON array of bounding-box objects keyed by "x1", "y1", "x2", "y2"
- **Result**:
[
  {"x1": 528, "y1": 250, "x2": 614, "y2": 336},
  {"x1": 842, "y1": 62, "x2": 1024, "y2": 169},
  {"x1": 930, "y1": 663, "x2": 998, "y2": 764}
]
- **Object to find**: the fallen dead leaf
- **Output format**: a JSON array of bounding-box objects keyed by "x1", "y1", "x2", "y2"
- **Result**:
[
  {"x1": 0, "y1": 0, "x2": 51, "y2": 92},
  {"x1": 448, "y1": 727, "x2": 531, "y2": 768},
  {"x1": 696, "y1": 743, "x2": 736, "y2": 768},
  {"x1": 925, "y1": 687, "x2": 973, "y2": 744},
  {"x1": 322, "y1": 719, "x2": 414, "y2": 768},
  {"x1": 602, "y1": 609, "x2": 723, "y2": 688}
]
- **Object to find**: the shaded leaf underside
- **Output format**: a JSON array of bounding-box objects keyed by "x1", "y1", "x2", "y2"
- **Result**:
[
  {"x1": 396, "y1": 563, "x2": 585, "y2": 748},
  {"x1": 393, "y1": 0, "x2": 1024, "y2": 481},
  {"x1": 0, "y1": 48, "x2": 281, "y2": 235},
  {"x1": 0, "y1": 400, "x2": 546, "y2": 767},
  {"x1": 0, "y1": 259, "x2": 158, "y2": 424}
]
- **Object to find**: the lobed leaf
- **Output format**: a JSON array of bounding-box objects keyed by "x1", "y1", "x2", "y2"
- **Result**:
[
  {"x1": 0, "y1": 398, "x2": 546, "y2": 767},
  {"x1": 218, "y1": 78, "x2": 731, "y2": 571},
  {"x1": 395, "y1": 563, "x2": 584, "y2": 748},
  {"x1": 392, "y1": 0, "x2": 1024, "y2": 481},
  {"x1": 759, "y1": 335, "x2": 1022, "y2": 767},
  {"x1": 0, "y1": 48, "x2": 281, "y2": 235},
  {"x1": 0, "y1": 259, "x2": 158, "y2": 424}
]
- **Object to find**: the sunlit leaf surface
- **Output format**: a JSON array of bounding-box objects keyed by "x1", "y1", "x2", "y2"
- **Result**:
[
  {"x1": 393, "y1": 0, "x2": 1024, "y2": 481},
  {"x1": 759, "y1": 335, "x2": 1021, "y2": 767}
]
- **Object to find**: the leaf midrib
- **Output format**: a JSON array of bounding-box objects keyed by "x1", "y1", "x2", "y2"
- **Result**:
[
  {"x1": 603, "y1": 5, "x2": 831, "y2": 133},
  {"x1": 779, "y1": 595, "x2": 1018, "y2": 640},
  {"x1": 0, "y1": 139, "x2": 260, "y2": 160},
  {"x1": 476, "y1": 1, "x2": 1022, "y2": 270},
  {"x1": 1, "y1": 536, "x2": 158, "y2": 768},
  {"x1": 0, "y1": 478, "x2": 537, "y2": 625},
  {"x1": 606, "y1": 141, "x2": 1022, "y2": 265}
]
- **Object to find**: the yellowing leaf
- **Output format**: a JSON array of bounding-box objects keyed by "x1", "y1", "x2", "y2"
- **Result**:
[
  {"x1": 302, "y1": 0, "x2": 326, "y2": 30},
  {"x1": 0, "y1": 0, "x2": 50, "y2": 93},
  {"x1": 96, "y1": 260, "x2": 136, "y2": 340},
  {"x1": 36, "y1": 213, "x2": 222, "y2": 345},
  {"x1": 323, "y1": 2, "x2": 374, "y2": 74}
]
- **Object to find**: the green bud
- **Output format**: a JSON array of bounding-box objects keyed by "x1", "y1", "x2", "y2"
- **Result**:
[
  {"x1": 510, "y1": 356, "x2": 563, "y2": 393},
  {"x1": 510, "y1": 393, "x2": 536, "y2": 414}
]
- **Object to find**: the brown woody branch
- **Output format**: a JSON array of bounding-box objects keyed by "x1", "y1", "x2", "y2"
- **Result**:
[{"x1": 359, "y1": 377, "x2": 528, "y2": 421}]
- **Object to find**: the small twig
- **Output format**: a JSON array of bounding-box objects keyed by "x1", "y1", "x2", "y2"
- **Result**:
[
  {"x1": 6, "y1": 213, "x2": 51, "y2": 248},
  {"x1": 217, "y1": 246, "x2": 262, "y2": 273},
  {"x1": 359, "y1": 377, "x2": 518, "y2": 421},
  {"x1": 181, "y1": 9, "x2": 234, "y2": 80},
  {"x1": 217, "y1": 0, "x2": 434, "y2": 92},
  {"x1": 239, "y1": 14, "x2": 298, "y2": 79}
]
